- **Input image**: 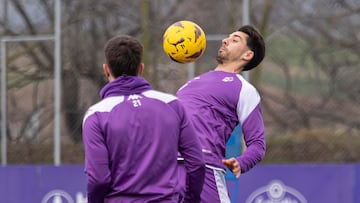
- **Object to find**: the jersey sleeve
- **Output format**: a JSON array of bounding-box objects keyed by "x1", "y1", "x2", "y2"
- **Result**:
[
  {"x1": 237, "y1": 103, "x2": 266, "y2": 173},
  {"x1": 235, "y1": 81, "x2": 266, "y2": 173},
  {"x1": 82, "y1": 112, "x2": 112, "y2": 202},
  {"x1": 170, "y1": 100, "x2": 205, "y2": 202}
]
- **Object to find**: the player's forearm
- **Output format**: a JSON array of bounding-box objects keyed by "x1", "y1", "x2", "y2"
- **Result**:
[
  {"x1": 85, "y1": 163, "x2": 112, "y2": 202},
  {"x1": 87, "y1": 181, "x2": 110, "y2": 203},
  {"x1": 184, "y1": 165, "x2": 205, "y2": 203},
  {"x1": 236, "y1": 140, "x2": 265, "y2": 173}
]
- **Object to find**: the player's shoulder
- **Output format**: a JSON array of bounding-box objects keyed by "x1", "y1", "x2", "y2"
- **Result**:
[
  {"x1": 142, "y1": 90, "x2": 177, "y2": 104},
  {"x1": 235, "y1": 74, "x2": 257, "y2": 91},
  {"x1": 235, "y1": 74, "x2": 261, "y2": 103},
  {"x1": 91, "y1": 96, "x2": 124, "y2": 112},
  {"x1": 83, "y1": 96, "x2": 124, "y2": 123}
]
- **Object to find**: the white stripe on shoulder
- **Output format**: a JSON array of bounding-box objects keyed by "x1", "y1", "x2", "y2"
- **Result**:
[
  {"x1": 142, "y1": 90, "x2": 177, "y2": 103},
  {"x1": 236, "y1": 75, "x2": 261, "y2": 124},
  {"x1": 83, "y1": 96, "x2": 124, "y2": 123}
]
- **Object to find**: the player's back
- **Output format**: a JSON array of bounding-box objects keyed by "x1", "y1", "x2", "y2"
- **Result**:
[
  {"x1": 104, "y1": 90, "x2": 184, "y2": 202},
  {"x1": 84, "y1": 89, "x2": 185, "y2": 202},
  {"x1": 84, "y1": 75, "x2": 205, "y2": 202}
]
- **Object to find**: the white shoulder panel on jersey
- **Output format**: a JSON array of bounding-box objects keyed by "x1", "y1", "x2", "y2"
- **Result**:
[
  {"x1": 236, "y1": 75, "x2": 261, "y2": 124},
  {"x1": 83, "y1": 96, "x2": 124, "y2": 124},
  {"x1": 142, "y1": 90, "x2": 177, "y2": 104}
]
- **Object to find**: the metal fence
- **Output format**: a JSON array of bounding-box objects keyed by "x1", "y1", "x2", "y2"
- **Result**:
[{"x1": 0, "y1": 0, "x2": 61, "y2": 165}]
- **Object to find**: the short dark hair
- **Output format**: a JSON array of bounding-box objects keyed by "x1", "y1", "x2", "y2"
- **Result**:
[
  {"x1": 104, "y1": 35, "x2": 143, "y2": 77},
  {"x1": 238, "y1": 25, "x2": 265, "y2": 71}
]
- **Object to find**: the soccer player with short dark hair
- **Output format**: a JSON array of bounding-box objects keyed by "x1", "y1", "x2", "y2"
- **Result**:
[
  {"x1": 177, "y1": 25, "x2": 266, "y2": 203},
  {"x1": 82, "y1": 35, "x2": 205, "y2": 203}
]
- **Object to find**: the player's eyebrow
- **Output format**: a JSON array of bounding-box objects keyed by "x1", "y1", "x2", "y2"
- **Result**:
[{"x1": 229, "y1": 33, "x2": 242, "y2": 40}]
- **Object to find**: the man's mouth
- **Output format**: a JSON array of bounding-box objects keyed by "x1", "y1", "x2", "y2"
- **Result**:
[{"x1": 219, "y1": 46, "x2": 226, "y2": 52}]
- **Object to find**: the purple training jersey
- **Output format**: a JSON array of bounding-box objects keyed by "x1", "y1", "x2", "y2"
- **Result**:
[
  {"x1": 82, "y1": 76, "x2": 205, "y2": 203},
  {"x1": 177, "y1": 70, "x2": 266, "y2": 173}
]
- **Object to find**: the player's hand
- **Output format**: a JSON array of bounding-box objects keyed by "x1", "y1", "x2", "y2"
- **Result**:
[{"x1": 222, "y1": 157, "x2": 241, "y2": 178}]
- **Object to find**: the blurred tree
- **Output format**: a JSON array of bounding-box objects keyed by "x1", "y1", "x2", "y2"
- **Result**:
[
  {"x1": 1, "y1": 0, "x2": 359, "y2": 146},
  {"x1": 253, "y1": 0, "x2": 360, "y2": 134},
  {"x1": 250, "y1": 0, "x2": 273, "y2": 88},
  {"x1": 0, "y1": 0, "x2": 198, "y2": 142}
]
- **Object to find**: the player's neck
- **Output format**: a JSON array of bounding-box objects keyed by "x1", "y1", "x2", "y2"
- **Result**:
[{"x1": 215, "y1": 63, "x2": 243, "y2": 74}]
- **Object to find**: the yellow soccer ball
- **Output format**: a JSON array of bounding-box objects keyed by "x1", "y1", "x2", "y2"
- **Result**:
[{"x1": 163, "y1": 20, "x2": 206, "y2": 63}]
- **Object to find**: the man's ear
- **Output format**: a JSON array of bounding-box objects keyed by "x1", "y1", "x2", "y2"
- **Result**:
[
  {"x1": 103, "y1": 64, "x2": 111, "y2": 80},
  {"x1": 243, "y1": 50, "x2": 254, "y2": 62},
  {"x1": 138, "y1": 63, "x2": 144, "y2": 76}
]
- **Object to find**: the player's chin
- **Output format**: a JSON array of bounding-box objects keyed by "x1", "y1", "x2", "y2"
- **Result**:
[{"x1": 216, "y1": 55, "x2": 224, "y2": 64}]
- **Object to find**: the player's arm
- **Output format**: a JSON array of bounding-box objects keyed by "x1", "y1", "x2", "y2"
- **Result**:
[
  {"x1": 82, "y1": 114, "x2": 111, "y2": 203},
  {"x1": 172, "y1": 101, "x2": 205, "y2": 203},
  {"x1": 233, "y1": 79, "x2": 266, "y2": 174},
  {"x1": 236, "y1": 103, "x2": 266, "y2": 173}
]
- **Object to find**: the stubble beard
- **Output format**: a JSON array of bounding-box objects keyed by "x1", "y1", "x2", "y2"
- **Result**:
[{"x1": 216, "y1": 50, "x2": 225, "y2": 64}]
